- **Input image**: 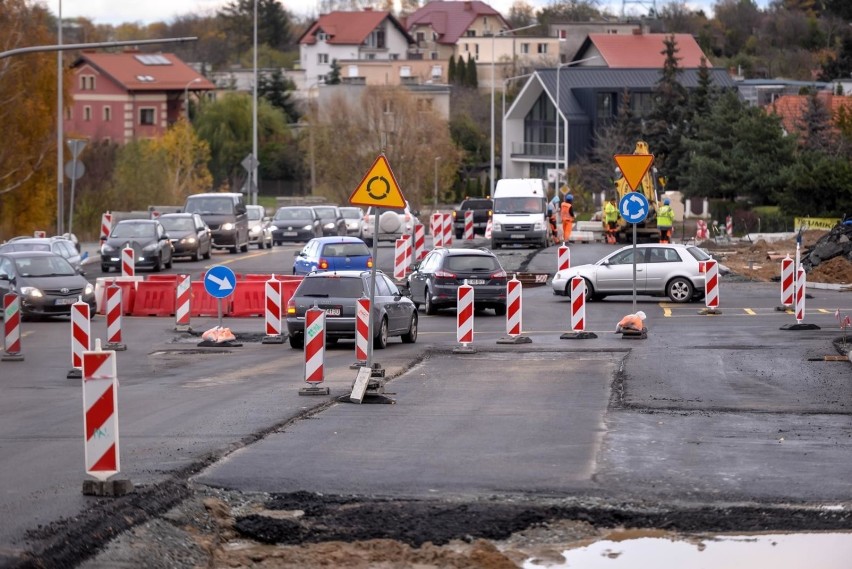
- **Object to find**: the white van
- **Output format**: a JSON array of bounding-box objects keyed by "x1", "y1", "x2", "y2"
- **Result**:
[{"x1": 490, "y1": 178, "x2": 550, "y2": 249}]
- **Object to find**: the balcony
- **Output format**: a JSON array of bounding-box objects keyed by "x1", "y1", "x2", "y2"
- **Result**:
[{"x1": 510, "y1": 141, "x2": 561, "y2": 159}]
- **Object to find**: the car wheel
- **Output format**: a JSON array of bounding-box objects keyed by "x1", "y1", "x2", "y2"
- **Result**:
[
  {"x1": 241, "y1": 241, "x2": 249, "y2": 253},
  {"x1": 204, "y1": 244, "x2": 212, "y2": 259},
  {"x1": 565, "y1": 279, "x2": 596, "y2": 301},
  {"x1": 165, "y1": 254, "x2": 173, "y2": 269},
  {"x1": 153, "y1": 255, "x2": 162, "y2": 272},
  {"x1": 101, "y1": 264, "x2": 110, "y2": 273},
  {"x1": 288, "y1": 333, "x2": 304, "y2": 349},
  {"x1": 494, "y1": 304, "x2": 507, "y2": 316},
  {"x1": 266, "y1": 238, "x2": 272, "y2": 249},
  {"x1": 667, "y1": 277, "x2": 694, "y2": 303},
  {"x1": 401, "y1": 313, "x2": 418, "y2": 343},
  {"x1": 491, "y1": 240, "x2": 500, "y2": 250},
  {"x1": 373, "y1": 317, "x2": 388, "y2": 349},
  {"x1": 424, "y1": 288, "x2": 437, "y2": 315},
  {"x1": 192, "y1": 248, "x2": 201, "y2": 262},
  {"x1": 230, "y1": 245, "x2": 239, "y2": 254}
]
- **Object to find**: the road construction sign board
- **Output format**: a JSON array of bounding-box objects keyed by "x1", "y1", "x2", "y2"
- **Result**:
[
  {"x1": 614, "y1": 153, "x2": 654, "y2": 192},
  {"x1": 349, "y1": 154, "x2": 406, "y2": 209}
]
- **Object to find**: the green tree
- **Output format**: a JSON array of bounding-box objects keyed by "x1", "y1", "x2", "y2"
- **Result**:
[
  {"x1": 777, "y1": 151, "x2": 852, "y2": 217},
  {"x1": 465, "y1": 54, "x2": 478, "y2": 89},
  {"x1": 456, "y1": 55, "x2": 466, "y2": 86},
  {"x1": 448, "y1": 55, "x2": 456, "y2": 84},
  {"x1": 327, "y1": 59, "x2": 342, "y2": 85},
  {"x1": 217, "y1": 0, "x2": 292, "y2": 55},
  {"x1": 111, "y1": 140, "x2": 171, "y2": 209},
  {"x1": 259, "y1": 69, "x2": 300, "y2": 122},
  {"x1": 796, "y1": 92, "x2": 837, "y2": 155}
]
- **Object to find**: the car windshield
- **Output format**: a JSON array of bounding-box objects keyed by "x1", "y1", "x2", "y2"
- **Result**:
[
  {"x1": 340, "y1": 208, "x2": 361, "y2": 219},
  {"x1": 445, "y1": 255, "x2": 500, "y2": 272},
  {"x1": 461, "y1": 200, "x2": 492, "y2": 210},
  {"x1": 185, "y1": 197, "x2": 232, "y2": 215},
  {"x1": 275, "y1": 208, "x2": 312, "y2": 221},
  {"x1": 160, "y1": 218, "x2": 194, "y2": 231},
  {"x1": 296, "y1": 276, "x2": 365, "y2": 298},
  {"x1": 247, "y1": 207, "x2": 263, "y2": 221},
  {"x1": 494, "y1": 197, "x2": 544, "y2": 214},
  {"x1": 314, "y1": 207, "x2": 336, "y2": 219},
  {"x1": 111, "y1": 223, "x2": 155, "y2": 239},
  {"x1": 687, "y1": 247, "x2": 712, "y2": 261},
  {"x1": 0, "y1": 242, "x2": 50, "y2": 253},
  {"x1": 15, "y1": 255, "x2": 75, "y2": 277},
  {"x1": 321, "y1": 243, "x2": 370, "y2": 257}
]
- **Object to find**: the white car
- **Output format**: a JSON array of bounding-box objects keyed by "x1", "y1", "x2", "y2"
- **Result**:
[
  {"x1": 361, "y1": 203, "x2": 419, "y2": 246},
  {"x1": 551, "y1": 243, "x2": 715, "y2": 303},
  {"x1": 339, "y1": 206, "x2": 365, "y2": 237}
]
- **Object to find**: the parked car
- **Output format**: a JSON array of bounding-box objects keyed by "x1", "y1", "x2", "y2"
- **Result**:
[
  {"x1": 0, "y1": 251, "x2": 96, "y2": 318},
  {"x1": 271, "y1": 206, "x2": 322, "y2": 244},
  {"x1": 551, "y1": 243, "x2": 714, "y2": 303},
  {"x1": 286, "y1": 270, "x2": 417, "y2": 350},
  {"x1": 247, "y1": 205, "x2": 273, "y2": 249},
  {"x1": 361, "y1": 202, "x2": 419, "y2": 246},
  {"x1": 100, "y1": 219, "x2": 173, "y2": 272},
  {"x1": 158, "y1": 213, "x2": 212, "y2": 261},
  {"x1": 312, "y1": 205, "x2": 347, "y2": 236},
  {"x1": 408, "y1": 247, "x2": 508, "y2": 315},
  {"x1": 453, "y1": 198, "x2": 493, "y2": 238},
  {"x1": 339, "y1": 206, "x2": 365, "y2": 237},
  {"x1": 292, "y1": 236, "x2": 373, "y2": 275},
  {"x1": 183, "y1": 192, "x2": 249, "y2": 254},
  {"x1": 0, "y1": 236, "x2": 84, "y2": 272}
]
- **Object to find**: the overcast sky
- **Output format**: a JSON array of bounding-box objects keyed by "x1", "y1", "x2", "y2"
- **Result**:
[{"x1": 54, "y1": 0, "x2": 771, "y2": 26}]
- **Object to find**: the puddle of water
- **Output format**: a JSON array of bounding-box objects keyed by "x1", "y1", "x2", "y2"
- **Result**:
[{"x1": 523, "y1": 532, "x2": 852, "y2": 569}]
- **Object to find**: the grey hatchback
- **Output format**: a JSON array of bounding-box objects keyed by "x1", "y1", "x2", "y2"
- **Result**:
[
  {"x1": 285, "y1": 270, "x2": 417, "y2": 350},
  {"x1": 0, "y1": 251, "x2": 96, "y2": 318}
]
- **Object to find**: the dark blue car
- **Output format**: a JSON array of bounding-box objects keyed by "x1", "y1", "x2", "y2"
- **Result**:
[{"x1": 292, "y1": 236, "x2": 373, "y2": 275}]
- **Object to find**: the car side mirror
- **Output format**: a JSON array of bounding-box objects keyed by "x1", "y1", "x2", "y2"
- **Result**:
[
  {"x1": 76, "y1": 267, "x2": 86, "y2": 276},
  {"x1": 412, "y1": 261, "x2": 421, "y2": 271},
  {"x1": 161, "y1": 234, "x2": 170, "y2": 241}
]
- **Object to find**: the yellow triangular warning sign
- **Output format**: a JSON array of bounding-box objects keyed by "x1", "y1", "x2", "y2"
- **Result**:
[
  {"x1": 349, "y1": 154, "x2": 406, "y2": 209},
  {"x1": 613, "y1": 153, "x2": 655, "y2": 192}
]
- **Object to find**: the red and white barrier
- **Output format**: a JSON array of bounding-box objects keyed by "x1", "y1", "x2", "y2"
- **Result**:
[
  {"x1": 100, "y1": 212, "x2": 112, "y2": 241},
  {"x1": 442, "y1": 212, "x2": 453, "y2": 248},
  {"x1": 402, "y1": 233, "x2": 413, "y2": 273},
  {"x1": 696, "y1": 220, "x2": 708, "y2": 241},
  {"x1": 431, "y1": 213, "x2": 444, "y2": 249},
  {"x1": 354, "y1": 298, "x2": 369, "y2": 365},
  {"x1": 175, "y1": 274, "x2": 191, "y2": 331},
  {"x1": 456, "y1": 282, "x2": 473, "y2": 347},
  {"x1": 463, "y1": 210, "x2": 474, "y2": 240},
  {"x1": 121, "y1": 247, "x2": 135, "y2": 278},
  {"x1": 570, "y1": 276, "x2": 586, "y2": 332},
  {"x1": 69, "y1": 300, "x2": 91, "y2": 378},
  {"x1": 104, "y1": 285, "x2": 126, "y2": 351},
  {"x1": 301, "y1": 307, "x2": 328, "y2": 394},
  {"x1": 2, "y1": 293, "x2": 23, "y2": 361},
  {"x1": 264, "y1": 277, "x2": 283, "y2": 339},
  {"x1": 485, "y1": 218, "x2": 492, "y2": 239},
  {"x1": 413, "y1": 223, "x2": 426, "y2": 260},
  {"x1": 725, "y1": 215, "x2": 733, "y2": 238},
  {"x1": 704, "y1": 259, "x2": 719, "y2": 309},
  {"x1": 394, "y1": 238, "x2": 407, "y2": 280},
  {"x1": 780, "y1": 255, "x2": 794, "y2": 307},
  {"x1": 795, "y1": 267, "x2": 806, "y2": 323},
  {"x1": 33, "y1": 230, "x2": 47, "y2": 238},
  {"x1": 557, "y1": 245, "x2": 570, "y2": 273},
  {"x1": 82, "y1": 343, "x2": 120, "y2": 481},
  {"x1": 506, "y1": 277, "x2": 521, "y2": 337}
]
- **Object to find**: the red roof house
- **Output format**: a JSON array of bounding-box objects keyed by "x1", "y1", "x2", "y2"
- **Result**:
[
  {"x1": 572, "y1": 32, "x2": 711, "y2": 68},
  {"x1": 769, "y1": 92, "x2": 852, "y2": 137}
]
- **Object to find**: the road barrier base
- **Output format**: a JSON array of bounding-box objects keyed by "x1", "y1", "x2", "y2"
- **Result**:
[
  {"x1": 104, "y1": 342, "x2": 127, "y2": 351},
  {"x1": 197, "y1": 339, "x2": 243, "y2": 348},
  {"x1": 620, "y1": 329, "x2": 647, "y2": 340},
  {"x1": 698, "y1": 307, "x2": 723, "y2": 315},
  {"x1": 299, "y1": 386, "x2": 330, "y2": 396},
  {"x1": 497, "y1": 335, "x2": 532, "y2": 344},
  {"x1": 175, "y1": 324, "x2": 192, "y2": 333},
  {"x1": 1, "y1": 352, "x2": 24, "y2": 362},
  {"x1": 780, "y1": 323, "x2": 821, "y2": 331},
  {"x1": 261, "y1": 335, "x2": 285, "y2": 344},
  {"x1": 82, "y1": 478, "x2": 134, "y2": 497},
  {"x1": 67, "y1": 368, "x2": 82, "y2": 379},
  {"x1": 775, "y1": 305, "x2": 793, "y2": 312},
  {"x1": 560, "y1": 331, "x2": 598, "y2": 340},
  {"x1": 350, "y1": 360, "x2": 367, "y2": 369},
  {"x1": 452, "y1": 344, "x2": 476, "y2": 354}
]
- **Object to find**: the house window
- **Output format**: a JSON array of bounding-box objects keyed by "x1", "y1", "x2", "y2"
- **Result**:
[
  {"x1": 400, "y1": 66, "x2": 411, "y2": 78},
  {"x1": 596, "y1": 92, "x2": 616, "y2": 125},
  {"x1": 65, "y1": 108, "x2": 72, "y2": 120},
  {"x1": 520, "y1": 43, "x2": 530, "y2": 54},
  {"x1": 366, "y1": 53, "x2": 376, "y2": 60},
  {"x1": 430, "y1": 52, "x2": 438, "y2": 60},
  {"x1": 317, "y1": 31, "x2": 328, "y2": 41},
  {"x1": 79, "y1": 75, "x2": 95, "y2": 90},
  {"x1": 348, "y1": 65, "x2": 359, "y2": 78},
  {"x1": 318, "y1": 53, "x2": 329, "y2": 64},
  {"x1": 390, "y1": 53, "x2": 399, "y2": 60},
  {"x1": 466, "y1": 30, "x2": 476, "y2": 37},
  {"x1": 103, "y1": 106, "x2": 112, "y2": 121},
  {"x1": 537, "y1": 44, "x2": 548, "y2": 54},
  {"x1": 431, "y1": 65, "x2": 442, "y2": 78},
  {"x1": 83, "y1": 106, "x2": 92, "y2": 121},
  {"x1": 463, "y1": 43, "x2": 469, "y2": 52},
  {"x1": 629, "y1": 92, "x2": 654, "y2": 117},
  {"x1": 140, "y1": 108, "x2": 155, "y2": 125},
  {"x1": 559, "y1": 30, "x2": 567, "y2": 39},
  {"x1": 416, "y1": 32, "x2": 425, "y2": 45},
  {"x1": 475, "y1": 44, "x2": 479, "y2": 56},
  {"x1": 366, "y1": 29, "x2": 386, "y2": 49},
  {"x1": 523, "y1": 92, "x2": 557, "y2": 154}
]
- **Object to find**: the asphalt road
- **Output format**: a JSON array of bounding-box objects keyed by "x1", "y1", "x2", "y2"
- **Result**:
[{"x1": 1, "y1": 235, "x2": 851, "y2": 565}]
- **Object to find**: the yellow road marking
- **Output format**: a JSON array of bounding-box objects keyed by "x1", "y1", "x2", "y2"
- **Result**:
[
  {"x1": 22, "y1": 331, "x2": 33, "y2": 338},
  {"x1": 744, "y1": 308, "x2": 756, "y2": 315}
]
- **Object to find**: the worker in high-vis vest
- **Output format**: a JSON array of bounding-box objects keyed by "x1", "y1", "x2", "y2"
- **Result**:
[
  {"x1": 604, "y1": 196, "x2": 619, "y2": 244},
  {"x1": 560, "y1": 194, "x2": 575, "y2": 244},
  {"x1": 657, "y1": 198, "x2": 675, "y2": 244}
]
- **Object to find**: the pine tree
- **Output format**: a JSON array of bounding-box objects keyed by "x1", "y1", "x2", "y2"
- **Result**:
[
  {"x1": 327, "y1": 59, "x2": 342, "y2": 85},
  {"x1": 448, "y1": 55, "x2": 456, "y2": 84},
  {"x1": 796, "y1": 92, "x2": 836, "y2": 155},
  {"x1": 466, "y1": 54, "x2": 478, "y2": 89},
  {"x1": 457, "y1": 55, "x2": 466, "y2": 86}
]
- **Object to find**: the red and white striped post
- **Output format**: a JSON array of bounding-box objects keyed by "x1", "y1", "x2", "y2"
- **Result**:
[
  {"x1": 463, "y1": 210, "x2": 474, "y2": 240},
  {"x1": 560, "y1": 277, "x2": 597, "y2": 339},
  {"x1": 401, "y1": 233, "x2": 413, "y2": 274},
  {"x1": 82, "y1": 341, "x2": 121, "y2": 482},
  {"x1": 557, "y1": 245, "x2": 570, "y2": 273},
  {"x1": 68, "y1": 300, "x2": 91, "y2": 378},
  {"x1": 262, "y1": 276, "x2": 284, "y2": 344},
  {"x1": 104, "y1": 284, "x2": 126, "y2": 351},
  {"x1": 442, "y1": 212, "x2": 454, "y2": 248},
  {"x1": 300, "y1": 307, "x2": 330, "y2": 395},
  {"x1": 351, "y1": 297, "x2": 369, "y2": 368},
  {"x1": 780, "y1": 255, "x2": 794, "y2": 309},
  {"x1": 725, "y1": 215, "x2": 733, "y2": 238},
  {"x1": 497, "y1": 276, "x2": 532, "y2": 344},
  {"x1": 2, "y1": 293, "x2": 24, "y2": 362},
  {"x1": 795, "y1": 266, "x2": 806, "y2": 324},
  {"x1": 453, "y1": 281, "x2": 475, "y2": 353},
  {"x1": 413, "y1": 223, "x2": 426, "y2": 260},
  {"x1": 33, "y1": 230, "x2": 47, "y2": 238},
  {"x1": 393, "y1": 238, "x2": 407, "y2": 280},
  {"x1": 121, "y1": 247, "x2": 135, "y2": 278},
  {"x1": 699, "y1": 259, "x2": 722, "y2": 315},
  {"x1": 431, "y1": 213, "x2": 444, "y2": 249},
  {"x1": 175, "y1": 274, "x2": 191, "y2": 332},
  {"x1": 485, "y1": 218, "x2": 493, "y2": 240},
  {"x1": 100, "y1": 212, "x2": 112, "y2": 242}
]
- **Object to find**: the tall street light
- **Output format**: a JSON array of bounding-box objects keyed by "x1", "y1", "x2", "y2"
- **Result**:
[
  {"x1": 554, "y1": 56, "x2": 602, "y2": 193},
  {"x1": 251, "y1": 0, "x2": 258, "y2": 206},
  {"x1": 433, "y1": 156, "x2": 441, "y2": 209},
  {"x1": 490, "y1": 22, "x2": 539, "y2": 196},
  {"x1": 184, "y1": 77, "x2": 201, "y2": 121}
]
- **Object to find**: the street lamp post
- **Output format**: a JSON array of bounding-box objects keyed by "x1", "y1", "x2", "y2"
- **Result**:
[
  {"x1": 490, "y1": 23, "x2": 539, "y2": 196},
  {"x1": 433, "y1": 156, "x2": 441, "y2": 209},
  {"x1": 184, "y1": 77, "x2": 201, "y2": 121},
  {"x1": 251, "y1": 0, "x2": 258, "y2": 206}
]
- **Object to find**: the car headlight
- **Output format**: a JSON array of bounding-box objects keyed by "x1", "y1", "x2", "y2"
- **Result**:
[
  {"x1": 181, "y1": 237, "x2": 197, "y2": 244},
  {"x1": 250, "y1": 226, "x2": 260, "y2": 234},
  {"x1": 323, "y1": 222, "x2": 335, "y2": 229},
  {"x1": 84, "y1": 283, "x2": 94, "y2": 296},
  {"x1": 269, "y1": 225, "x2": 278, "y2": 231},
  {"x1": 101, "y1": 244, "x2": 114, "y2": 254},
  {"x1": 493, "y1": 223, "x2": 501, "y2": 232},
  {"x1": 534, "y1": 222, "x2": 543, "y2": 231},
  {"x1": 221, "y1": 222, "x2": 235, "y2": 231},
  {"x1": 20, "y1": 286, "x2": 43, "y2": 298},
  {"x1": 302, "y1": 225, "x2": 313, "y2": 230}
]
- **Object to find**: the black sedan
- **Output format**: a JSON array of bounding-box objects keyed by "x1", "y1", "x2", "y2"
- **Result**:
[
  {"x1": 0, "y1": 251, "x2": 96, "y2": 318},
  {"x1": 100, "y1": 219, "x2": 174, "y2": 272},
  {"x1": 271, "y1": 207, "x2": 322, "y2": 244},
  {"x1": 285, "y1": 270, "x2": 417, "y2": 350},
  {"x1": 159, "y1": 213, "x2": 213, "y2": 261}
]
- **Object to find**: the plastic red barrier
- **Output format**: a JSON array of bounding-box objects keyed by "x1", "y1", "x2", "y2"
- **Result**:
[
  {"x1": 131, "y1": 281, "x2": 177, "y2": 317},
  {"x1": 242, "y1": 274, "x2": 303, "y2": 281},
  {"x1": 190, "y1": 281, "x2": 230, "y2": 317},
  {"x1": 98, "y1": 281, "x2": 136, "y2": 316},
  {"x1": 147, "y1": 274, "x2": 180, "y2": 283},
  {"x1": 230, "y1": 280, "x2": 266, "y2": 317}
]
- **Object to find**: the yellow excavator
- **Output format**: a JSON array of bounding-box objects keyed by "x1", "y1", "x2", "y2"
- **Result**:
[{"x1": 605, "y1": 140, "x2": 661, "y2": 243}]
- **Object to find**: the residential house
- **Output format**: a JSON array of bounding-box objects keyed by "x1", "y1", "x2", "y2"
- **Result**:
[
  {"x1": 549, "y1": 20, "x2": 652, "y2": 64},
  {"x1": 769, "y1": 91, "x2": 852, "y2": 137},
  {"x1": 298, "y1": 9, "x2": 414, "y2": 86},
  {"x1": 65, "y1": 51, "x2": 215, "y2": 144},
  {"x1": 572, "y1": 32, "x2": 712, "y2": 68},
  {"x1": 737, "y1": 79, "x2": 833, "y2": 108}
]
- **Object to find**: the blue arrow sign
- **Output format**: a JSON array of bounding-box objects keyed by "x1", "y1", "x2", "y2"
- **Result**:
[
  {"x1": 204, "y1": 265, "x2": 237, "y2": 299},
  {"x1": 619, "y1": 193, "x2": 649, "y2": 224}
]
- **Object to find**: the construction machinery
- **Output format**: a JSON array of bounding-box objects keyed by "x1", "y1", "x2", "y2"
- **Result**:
[{"x1": 605, "y1": 140, "x2": 661, "y2": 243}]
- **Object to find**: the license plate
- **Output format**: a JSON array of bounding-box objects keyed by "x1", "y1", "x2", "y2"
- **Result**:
[
  {"x1": 510, "y1": 234, "x2": 525, "y2": 239},
  {"x1": 55, "y1": 298, "x2": 76, "y2": 305},
  {"x1": 468, "y1": 279, "x2": 485, "y2": 285},
  {"x1": 325, "y1": 308, "x2": 341, "y2": 316},
  {"x1": 283, "y1": 231, "x2": 297, "y2": 236}
]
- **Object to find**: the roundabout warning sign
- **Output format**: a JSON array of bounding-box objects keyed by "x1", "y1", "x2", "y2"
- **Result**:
[{"x1": 349, "y1": 154, "x2": 406, "y2": 209}]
